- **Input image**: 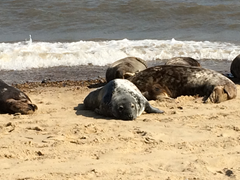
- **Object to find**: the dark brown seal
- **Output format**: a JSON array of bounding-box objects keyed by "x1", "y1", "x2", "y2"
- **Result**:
[
  {"x1": 106, "y1": 57, "x2": 147, "y2": 82},
  {"x1": 230, "y1": 54, "x2": 240, "y2": 79},
  {"x1": 128, "y1": 65, "x2": 237, "y2": 103},
  {"x1": 165, "y1": 57, "x2": 201, "y2": 67},
  {"x1": 0, "y1": 80, "x2": 38, "y2": 114}
]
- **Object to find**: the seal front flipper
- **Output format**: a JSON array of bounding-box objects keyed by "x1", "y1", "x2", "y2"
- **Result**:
[{"x1": 144, "y1": 101, "x2": 164, "y2": 114}]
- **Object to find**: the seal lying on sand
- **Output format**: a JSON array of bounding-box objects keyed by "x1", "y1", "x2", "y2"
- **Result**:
[
  {"x1": 230, "y1": 54, "x2": 240, "y2": 79},
  {"x1": 106, "y1": 57, "x2": 147, "y2": 82},
  {"x1": 0, "y1": 80, "x2": 38, "y2": 114},
  {"x1": 165, "y1": 57, "x2": 201, "y2": 67},
  {"x1": 84, "y1": 79, "x2": 164, "y2": 120},
  {"x1": 128, "y1": 65, "x2": 237, "y2": 103}
]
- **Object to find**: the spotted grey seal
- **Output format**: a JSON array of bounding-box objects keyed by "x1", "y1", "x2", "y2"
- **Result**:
[
  {"x1": 230, "y1": 54, "x2": 240, "y2": 79},
  {"x1": 84, "y1": 79, "x2": 164, "y2": 120},
  {"x1": 165, "y1": 57, "x2": 201, "y2": 67},
  {"x1": 106, "y1": 57, "x2": 147, "y2": 82},
  {"x1": 128, "y1": 65, "x2": 237, "y2": 103},
  {"x1": 0, "y1": 80, "x2": 38, "y2": 114}
]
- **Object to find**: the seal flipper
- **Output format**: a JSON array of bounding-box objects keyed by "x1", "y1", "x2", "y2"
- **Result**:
[
  {"x1": 208, "y1": 85, "x2": 234, "y2": 103},
  {"x1": 144, "y1": 101, "x2": 164, "y2": 114}
]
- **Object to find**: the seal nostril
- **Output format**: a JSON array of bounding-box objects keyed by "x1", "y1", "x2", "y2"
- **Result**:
[{"x1": 119, "y1": 105, "x2": 124, "y2": 110}]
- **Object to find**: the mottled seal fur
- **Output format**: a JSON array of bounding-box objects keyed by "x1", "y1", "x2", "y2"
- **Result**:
[
  {"x1": 106, "y1": 57, "x2": 147, "y2": 82},
  {"x1": 84, "y1": 79, "x2": 164, "y2": 120},
  {"x1": 0, "y1": 80, "x2": 38, "y2": 114},
  {"x1": 230, "y1": 54, "x2": 240, "y2": 79},
  {"x1": 128, "y1": 65, "x2": 237, "y2": 103},
  {"x1": 165, "y1": 57, "x2": 201, "y2": 67}
]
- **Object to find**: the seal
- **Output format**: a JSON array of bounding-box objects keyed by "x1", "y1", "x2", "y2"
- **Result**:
[
  {"x1": 230, "y1": 54, "x2": 240, "y2": 79},
  {"x1": 83, "y1": 79, "x2": 164, "y2": 120},
  {"x1": 165, "y1": 57, "x2": 201, "y2": 67},
  {"x1": 105, "y1": 57, "x2": 147, "y2": 82},
  {"x1": 128, "y1": 65, "x2": 237, "y2": 103},
  {"x1": 0, "y1": 80, "x2": 38, "y2": 114}
]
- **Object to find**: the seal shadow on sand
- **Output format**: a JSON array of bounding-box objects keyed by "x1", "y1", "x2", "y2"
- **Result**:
[{"x1": 74, "y1": 104, "x2": 113, "y2": 120}]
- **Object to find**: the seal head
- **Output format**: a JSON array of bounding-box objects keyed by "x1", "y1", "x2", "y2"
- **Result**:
[
  {"x1": 111, "y1": 93, "x2": 138, "y2": 120},
  {"x1": 165, "y1": 57, "x2": 201, "y2": 67}
]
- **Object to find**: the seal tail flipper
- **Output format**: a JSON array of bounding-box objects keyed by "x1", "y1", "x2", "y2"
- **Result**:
[
  {"x1": 6, "y1": 99, "x2": 38, "y2": 114},
  {"x1": 144, "y1": 101, "x2": 164, "y2": 114}
]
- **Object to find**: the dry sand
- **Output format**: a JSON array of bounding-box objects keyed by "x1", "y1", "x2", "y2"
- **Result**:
[{"x1": 0, "y1": 82, "x2": 240, "y2": 180}]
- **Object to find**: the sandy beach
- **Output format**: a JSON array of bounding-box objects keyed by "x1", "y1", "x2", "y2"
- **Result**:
[{"x1": 0, "y1": 80, "x2": 240, "y2": 180}]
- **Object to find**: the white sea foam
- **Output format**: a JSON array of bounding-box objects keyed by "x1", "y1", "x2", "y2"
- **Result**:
[{"x1": 0, "y1": 37, "x2": 239, "y2": 70}]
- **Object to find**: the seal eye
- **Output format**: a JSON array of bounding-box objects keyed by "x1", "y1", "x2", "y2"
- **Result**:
[
  {"x1": 131, "y1": 103, "x2": 135, "y2": 108},
  {"x1": 153, "y1": 85, "x2": 160, "y2": 92}
]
